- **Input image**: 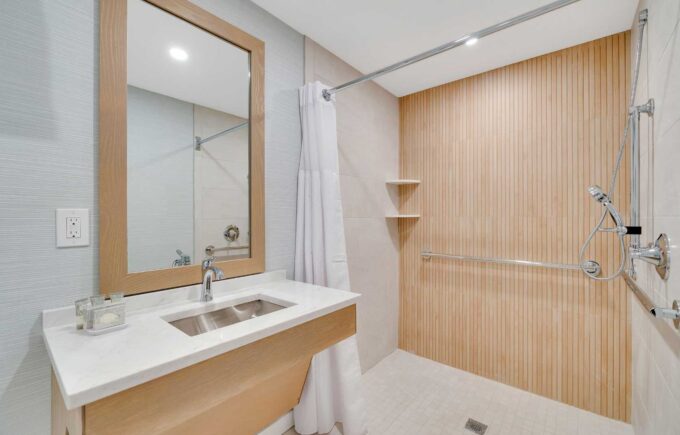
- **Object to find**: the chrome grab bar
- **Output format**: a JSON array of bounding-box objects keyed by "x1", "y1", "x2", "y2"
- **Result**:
[
  {"x1": 421, "y1": 250, "x2": 601, "y2": 275},
  {"x1": 623, "y1": 272, "x2": 680, "y2": 323},
  {"x1": 205, "y1": 244, "x2": 250, "y2": 256}
]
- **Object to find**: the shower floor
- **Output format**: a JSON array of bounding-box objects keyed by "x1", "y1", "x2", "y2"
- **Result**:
[
  {"x1": 284, "y1": 350, "x2": 632, "y2": 435},
  {"x1": 360, "y1": 350, "x2": 633, "y2": 435}
]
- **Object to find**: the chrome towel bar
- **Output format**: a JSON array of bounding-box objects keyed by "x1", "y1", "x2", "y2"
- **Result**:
[
  {"x1": 623, "y1": 272, "x2": 680, "y2": 324},
  {"x1": 421, "y1": 250, "x2": 601, "y2": 275}
]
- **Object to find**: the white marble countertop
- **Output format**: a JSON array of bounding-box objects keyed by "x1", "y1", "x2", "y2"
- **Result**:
[{"x1": 42, "y1": 271, "x2": 360, "y2": 410}]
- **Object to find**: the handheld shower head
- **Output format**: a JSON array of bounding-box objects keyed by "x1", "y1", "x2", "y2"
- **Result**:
[
  {"x1": 580, "y1": 185, "x2": 629, "y2": 281},
  {"x1": 587, "y1": 185, "x2": 625, "y2": 230},
  {"x1": 588, "y1": 185, "x2": 608, "y2": 203}
]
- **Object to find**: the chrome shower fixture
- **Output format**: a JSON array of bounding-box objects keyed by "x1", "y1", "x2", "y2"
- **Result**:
[
  {"x1": 587, "y1": 184, "x2": 607, "y2": 202},
  {"x1": 587, "y1": 185, "x2": 626, "y2": 232},
  {"x1": 630, "y1": 233, "x2": 671, "y2": 280},
  {"x1": 580, "y1": 185, "x2": 628, "y2": 280},
  {"x1": 579, "y1": 9, "x2": 649, "y2": 282},
  {"x1": 631, "y1": 98, "x2": 654, "y2": 116}
]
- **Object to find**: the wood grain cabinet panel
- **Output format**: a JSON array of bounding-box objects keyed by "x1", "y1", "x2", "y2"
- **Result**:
[{"x1": 52, "y1": 306, "x2": 356, "y2": 435}]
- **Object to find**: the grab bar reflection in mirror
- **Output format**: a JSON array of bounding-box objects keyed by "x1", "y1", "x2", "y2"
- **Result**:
[{"x1": 205, "y1": 245, "x2": 250, "y2": 256}]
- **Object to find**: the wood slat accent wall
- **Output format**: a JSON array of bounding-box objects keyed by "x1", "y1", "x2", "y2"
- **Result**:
[{"x1": 398, "y1": 32, "x2": 631, "y2": 421}]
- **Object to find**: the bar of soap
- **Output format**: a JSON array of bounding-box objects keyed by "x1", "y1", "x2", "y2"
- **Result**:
[{"x1": 99, "y1": 312, "x2": 120, "y2": 324}]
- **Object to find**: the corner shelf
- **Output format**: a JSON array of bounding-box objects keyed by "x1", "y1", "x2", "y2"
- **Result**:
[
  {"x1": 385, "y1": 179, "x2": 420, "y2": 219},
  {"x1": 385, "y1": 179, "x2": 421, "y2": 185},
  {"x1": 385, "y1": 214, "x2": 420, "y2": 219}
]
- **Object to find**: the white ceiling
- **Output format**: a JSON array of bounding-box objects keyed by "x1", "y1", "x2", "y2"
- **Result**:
[
  {"x1": 127, "y1": 0, "x2": 250, "y2": 118},
  {"x1": 252, "y1": 0, "x2": 638, "y2": 96}
]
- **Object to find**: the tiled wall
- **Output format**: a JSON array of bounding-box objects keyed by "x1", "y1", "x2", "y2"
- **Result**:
[
  {"x1": 193, "y1": 106, "x2": 251, "y2": 260},
  {"x1": 304, "y1": 38, "x2": 400, "y2": 370},
  {"x1": 193, "y1": 0, "x2": 304, "y2": 276},
  {"x1": 631, "y1": 1, "x2": 680, "y2": 434},
  {"x1": 127, "y1": 86, "x2": 195, "y2": 272},
  {"x1": 0, "y1": 0, "x2": 303, "y2": 433}
]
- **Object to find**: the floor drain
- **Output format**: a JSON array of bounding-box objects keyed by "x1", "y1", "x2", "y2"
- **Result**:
[{"x1": 464, "y1": 418, "x2": 488, "y2": 435}]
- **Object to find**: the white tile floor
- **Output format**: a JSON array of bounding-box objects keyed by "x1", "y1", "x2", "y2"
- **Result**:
[
  {"x1": 286, "y1": 350, "x2": 633, "y2": 435},
  {"x1": 360, "y1": 350, "x2": 633, "y2": 435}
]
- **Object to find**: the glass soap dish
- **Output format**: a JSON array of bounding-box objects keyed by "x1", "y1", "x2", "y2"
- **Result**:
[{"x1": 77, "y1": 293, "x2": 128, "y2": 335}]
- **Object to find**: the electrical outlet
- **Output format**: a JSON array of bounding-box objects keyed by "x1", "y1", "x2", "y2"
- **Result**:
[
  {"x1": 66, "y1": 217, "x2": 81, "y2": 239},
  {"x1": 56, "y1": 209, "x2": 89, "y2": 247}
]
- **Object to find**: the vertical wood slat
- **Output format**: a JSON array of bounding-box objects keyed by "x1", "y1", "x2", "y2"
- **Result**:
[{"x1": 398, "y1": 32, "x2": 631, "y2": 422}]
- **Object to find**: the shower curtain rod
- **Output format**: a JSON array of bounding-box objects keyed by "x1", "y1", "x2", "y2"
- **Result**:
[
  {"x1": 322, "y1": 0, "x2": 581, "y2": 101},
  {"x1": 194, "y1": 120, "x2": 249, "y2": 150}
]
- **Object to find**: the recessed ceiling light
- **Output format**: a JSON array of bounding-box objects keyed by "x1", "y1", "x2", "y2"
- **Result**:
[
  {"x1": 465, "y1": 37, "x2": 478, "y2": 47},
  {"x1": 169, "y1": 47, "x2": 188, "y2": 61}
]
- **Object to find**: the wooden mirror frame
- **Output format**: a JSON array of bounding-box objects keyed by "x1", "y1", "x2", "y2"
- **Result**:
[{"x1": 99, "y1": 0, "x2": 265, "y2": 296}]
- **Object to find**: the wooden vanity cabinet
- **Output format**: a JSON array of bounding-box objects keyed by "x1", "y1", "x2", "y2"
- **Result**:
[{"x1": 51, "y1": 305, "x2": 356, "y2": 435}]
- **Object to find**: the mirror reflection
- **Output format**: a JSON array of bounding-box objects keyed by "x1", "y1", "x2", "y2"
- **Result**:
[{"x1": 126, "y1": 0, "x2": 251, "y2": 273}]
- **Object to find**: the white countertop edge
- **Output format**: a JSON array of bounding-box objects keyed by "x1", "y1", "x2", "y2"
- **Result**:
[
  {"x1": 58, "y1": 296, "x2": 357, "y2": 409},
  {"x1": 43, "y1": 272, "x2": 360, "y2": 410}
]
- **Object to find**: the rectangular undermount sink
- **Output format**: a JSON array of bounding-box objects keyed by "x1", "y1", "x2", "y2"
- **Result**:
[{"x1": 168, "y1": 299, "x2": 289, "y2": 337}]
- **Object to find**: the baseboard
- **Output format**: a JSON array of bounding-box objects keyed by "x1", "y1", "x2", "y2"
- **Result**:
[{"x1": 258, "y1": 410, "x2": 294, "y2": 435}]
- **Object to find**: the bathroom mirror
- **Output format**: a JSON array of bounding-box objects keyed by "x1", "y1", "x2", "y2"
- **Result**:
[{"x1": 99, "y1": 0, "x2": 264, "y2": 295}]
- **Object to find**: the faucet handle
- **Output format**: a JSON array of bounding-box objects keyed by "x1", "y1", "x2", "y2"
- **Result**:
[{"x1": 201, "y1": 257, "x2": 214, "y2": 270}]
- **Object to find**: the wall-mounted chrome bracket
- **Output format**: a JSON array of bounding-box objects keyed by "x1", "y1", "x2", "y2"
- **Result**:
[
  {"x1": 583, "y1": 261, "x2": 602, "y2": 276},
  {"x1": 654, "y1": 304, "x2": 680, "y2": 322},
  {"x1": 639, "y1": 9, "x2": 648, "y2": 25},
  {"x1": 630, "y1": 99, "x2": 654, "y2": 117},
  {"x1": 623, "y1": 272, "x2": 680, "y2": 328},
  {"x1": 630, "y1": 233, "x2": 670, "y2": 280},
  {"x1": 639, "y1": 98, "x2": 654, "y2": 116}
]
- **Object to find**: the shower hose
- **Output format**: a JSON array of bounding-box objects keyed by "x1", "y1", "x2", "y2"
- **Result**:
[{"x1": 579, "y1": 13, "x2": 647, "y2": 281}]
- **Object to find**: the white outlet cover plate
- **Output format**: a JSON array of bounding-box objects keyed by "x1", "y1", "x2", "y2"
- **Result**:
[{"x1": 56, "y1": 209, "x2": 90, "y2": 247}]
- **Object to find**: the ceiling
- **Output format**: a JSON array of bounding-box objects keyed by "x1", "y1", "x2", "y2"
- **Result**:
[
  {"x1": 252, "y1": 0, "x2": 638, "y2": 96},
  {"x1": 128, "y1": 0, "x2": 250, "y2": 118}
]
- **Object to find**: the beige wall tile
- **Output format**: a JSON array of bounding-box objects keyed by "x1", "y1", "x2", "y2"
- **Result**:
[
  {"x1": 632, "y1": 1, "x2": 680, "y2": 433},
  {"x1": 304, "y1": 37, "x2": 400, "y2": 371}
]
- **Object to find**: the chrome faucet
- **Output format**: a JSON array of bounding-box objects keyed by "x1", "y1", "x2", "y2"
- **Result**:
[{"x1": 201, "y1": 257, "x2": 224, "y2": 302}]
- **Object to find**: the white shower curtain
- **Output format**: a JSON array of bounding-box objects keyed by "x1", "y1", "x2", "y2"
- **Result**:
[{"x1": 293, "y1": 82, "x2": 367, "y2": 435}]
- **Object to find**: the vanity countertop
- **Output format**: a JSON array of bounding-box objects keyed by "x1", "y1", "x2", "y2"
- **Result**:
[{"x1": 42, "y1": 271, "x2": 360, "y2": 409}]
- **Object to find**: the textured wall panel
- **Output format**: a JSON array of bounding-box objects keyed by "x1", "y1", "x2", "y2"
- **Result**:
[
  {"x1": 0, "y1": 0, "x2": 302, "y2": 433},
  {"x1": 399, "y1": 32, "x2": 632, "y2": 421},
  {"x1": 0, "y1": 1, "x2": 99, "y2": 433}
]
